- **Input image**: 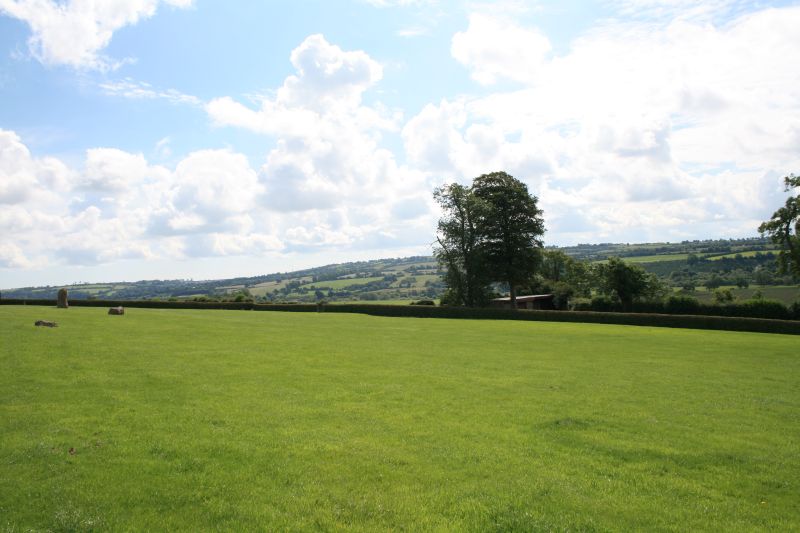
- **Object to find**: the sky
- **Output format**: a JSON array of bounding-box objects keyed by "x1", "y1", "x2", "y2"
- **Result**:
[{"x1": 1, "y1": 0, "x2": 799, "y2": 288}]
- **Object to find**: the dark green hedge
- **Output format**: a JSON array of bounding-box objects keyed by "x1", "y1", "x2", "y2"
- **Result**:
[
  {"x1": 0, "y1": 298, "x2": 255, "y2": 310},
  {"x1": 316, "y1": 304, "x2": 800, "y2": 335},
  {"x1": 2, "y1": 298, "x2": 798, "y2": 335},
  {"x1": 574, "y1": 296, "x2": 800, "y2": 321}
]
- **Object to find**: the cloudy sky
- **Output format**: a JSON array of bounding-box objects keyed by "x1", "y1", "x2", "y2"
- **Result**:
[{"x1": 1, "y1": 0, "x2": 799, "y2": 288}]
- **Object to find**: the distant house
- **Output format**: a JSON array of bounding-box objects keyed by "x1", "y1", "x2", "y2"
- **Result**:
[{"x1": 490, "y1": 294, "x2": 555, "y2": 310}]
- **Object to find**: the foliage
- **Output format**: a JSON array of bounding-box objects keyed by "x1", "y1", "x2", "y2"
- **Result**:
[
  {"x1": 595, "y1": 257, "x2": 666, "y2": 311},
  {"x1": 664, "y1": 295, "x2": 702, "y2": 314},
  {"x1": 472, "y1": 172, "x2": 546, "y2": 305},
  {"x1": 759, "y1": 174, "x2": 800, "y2": 279},
  {"x1": 713, "y1": 288, "x2": 735, "y2": 304},
  {"x1": 587, "y1": 294, "x2": 619, "y2": 312},
  {"x1": 540, "y1": 249, "x2": 571, "y2": 283},
  {"x1": 704, "y1": 275, "x2": 724, "y2": 290},
  {"x1": 433, "y1": 183, "x2": 492, "y2": 307}
]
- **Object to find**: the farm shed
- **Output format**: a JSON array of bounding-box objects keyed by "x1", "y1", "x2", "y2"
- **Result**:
[{"x1": 490, "y1": 294, "x2": 556, "y2": 310}]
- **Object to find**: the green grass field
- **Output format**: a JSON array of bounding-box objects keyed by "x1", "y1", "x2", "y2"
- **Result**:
[
  {"x1": 618, "y1": 253, "x2": 695, "y2": 263},
  {"x1": 1, "y1": 306, "x2": 798, "y2": 531},
  {"x1": 706, "y1": 250, "x2": 777, "y2": 260},
  {"x1": 305, "y1": 276, "x2": 385, "y2": 290},
  {"x1": 689, "y1": 285, "x2": 800, "y2": 305},
  {"x1": 329, "y1": 299, "x2": 433, "y2": 306}
]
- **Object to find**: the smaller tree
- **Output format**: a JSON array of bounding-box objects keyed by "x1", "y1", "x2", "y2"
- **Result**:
[
  {"x1": 540, "y1": 250, "x2": 572, "y2": 282},
  {"x1": 713, "y1": 288, "x2": 735, "y2": 304},
  {"x1": 596, "y1": 257, "x2": 664, "y2": 311},
  {"x1": 759, "y1": 174, "x2": 800, "y2": 279},
  {"x1": 433, "y1": 183, "x2": 491, "y2": 307},
  {"x1": 704, "y1": 275, "x2": 724, "y2": 290}
]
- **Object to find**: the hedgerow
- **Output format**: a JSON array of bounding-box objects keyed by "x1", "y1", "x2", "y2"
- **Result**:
[{"x1": 3, "y1": 298, "x2": 797, "y2": 335}]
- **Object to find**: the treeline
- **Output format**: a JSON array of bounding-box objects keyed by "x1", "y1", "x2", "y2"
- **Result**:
[
  {"x1": 557, "y1": 237, "x2": 774, "y2": 261},
  {"x1": 433, "y1": 172, "x2": 800, "y2": 321}
]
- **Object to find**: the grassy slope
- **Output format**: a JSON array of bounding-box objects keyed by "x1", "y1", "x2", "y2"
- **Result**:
[
  {"x1": 305, "y1": 276, "x2": 385, "y2": 290},
  {"x1": 619, "y1": 253, "x2": 695, "y2": 263},
  {"x1": 689, "y1": 285, "x2": 800, "y2": 304},
  {"x1": 1, "y1": 307, "x2": 798, "y2": 531},
  {"x1": 706, "y1": 250, "x2": 777, "y2": 260},
  {"x1": 328, "y1": 299, "x2": 432, "y2": 306}
]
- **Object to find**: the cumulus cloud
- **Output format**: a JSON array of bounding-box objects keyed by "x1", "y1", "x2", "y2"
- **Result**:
[
  {"x1": 0, "y1": 124, "x2": 434, "y2": 270},
  {"x1": 0, "y1": 33, "x2": 445, "y2": 272},
  {"x1": 399, "y1": 6, "x2": 800, "y2": 243},
  {"x1": 0, "y1": 0, "x2": 193, "y2": 70},
  {"x1": 451, "y1": 13, "x2": 551, "y2": 85},
  {"x1": 0, "y1": 128, "x2": 284, "y2": 267},
  {"x1": 208, "y1": 34, "x2": 432, "y2": 219}
]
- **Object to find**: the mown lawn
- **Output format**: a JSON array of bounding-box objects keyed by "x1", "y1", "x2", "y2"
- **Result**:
[{"x1": 1, "y1": 306, "x2": 798, "y2": 531}]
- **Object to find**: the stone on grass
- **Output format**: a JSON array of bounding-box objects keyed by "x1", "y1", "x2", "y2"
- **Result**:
[
  {"x1": 108, "y1": 306, "x2": 124, "y2": 315},
  {"x1": 57, "y1": 288, "x2": 68, "y2": 308},
  {"x1": 34, "y1": 320, "x2": 58, "y2": 327}
]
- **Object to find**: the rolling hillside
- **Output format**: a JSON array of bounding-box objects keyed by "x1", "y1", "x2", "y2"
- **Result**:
[{"x1": 3, "y1": 237, "x2": 796, "y2": 304}]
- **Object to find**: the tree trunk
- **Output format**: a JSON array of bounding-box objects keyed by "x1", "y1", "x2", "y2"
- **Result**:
[{"x1": 509, "y1": 283, "x2": 517, "y2": 309}]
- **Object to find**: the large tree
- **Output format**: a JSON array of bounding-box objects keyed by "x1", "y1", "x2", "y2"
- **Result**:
[
  {"x1": 759, "y1": 174, "x2": 800, "y2": 279},
  {"x1": 433, "y1": 183, "x2": 491, "y2": 307},
  {"x1": 472, "y1": 172, "x2": 545, "y2": 308}
]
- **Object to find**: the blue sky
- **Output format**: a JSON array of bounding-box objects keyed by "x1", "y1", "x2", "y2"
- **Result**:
[{"x1": 1, "y1": 0, "x2": 799, "y2": 287}]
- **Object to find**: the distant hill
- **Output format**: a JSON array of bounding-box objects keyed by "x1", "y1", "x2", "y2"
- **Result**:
[
  {"x1": 3, "y1": 237, "x2": 796, "y2": 304},
  {"x1": 1, "y1": 256, "x2": 443, "y2": 303}
]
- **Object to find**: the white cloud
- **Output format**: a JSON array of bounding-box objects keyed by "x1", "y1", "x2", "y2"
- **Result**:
[
  {"x1": 172, "y1": 149, "x2": 261, "y2": 218},
  {"x1": 0, "y1": 129, "x2": 280, "y2": 267},
  {"x1": 451, "y1": 13, "x2": 552, "y2": 85},
  {"x1": 361, "y1": 0, "x2": 434, "y2": 7},
  {"x1": 0, "y1": 125, "x2": 435, "y2": 270},
  {"x1": 396, "y1": 26, "x2": 428, "y2": 38},
  {"x1": 0, "y1": 129, "x2": 72, "y2": 205},
  {"x1": 281, "y1": 34, "x2": 383, "y2": 110},
  {"x1": 0, "y1": 241, "x2": 31, "y2": 268},
  {"x1": 0, "y1": 0, "x2": 193, "y2": 70},
  {"x1": 208, "y1": 34, "x2": 431, "y2": 218},
  {"x1": 81, "y1": 148, "x2": 150, "y2": 192},
  {"x1": 99, "y1": 78, "x2": 201, "y2": 106},
  {"x1": 399, "y1": 6, "x2": 800, "y2": 244}
]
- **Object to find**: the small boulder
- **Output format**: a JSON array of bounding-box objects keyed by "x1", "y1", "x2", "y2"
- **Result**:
[
  {"x1": 108, "y1": 306, "x2": 124, "y2": 315},
  {"x1": 57, "y1": 288, "x2": 68, "y2": 308},
  {"x1": 34, "y1": 320, "x2": 58, "y2": 327}
]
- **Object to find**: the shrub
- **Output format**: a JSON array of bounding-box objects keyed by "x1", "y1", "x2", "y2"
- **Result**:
[
  {"x1": 713, "y1": 288, "x2": 735, "y2": 304},
  {"x1": 410, "y1": 299, "x2": 436, "y2": 306},
  {"x1": 664, "y1": 295, "x2": 701, "y2": 314},
  {"x1": 589, "y1": 295, "x2": 620, "y2": 312},
  {"x1": 3, "y1": 298, "x2": 798, "y2": 333},
  {"x1": 734, "y1": 299, "x2": 792, "y2": 320}
]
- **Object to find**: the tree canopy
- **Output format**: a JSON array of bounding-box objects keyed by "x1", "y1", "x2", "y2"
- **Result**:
[
  {"x1": 759, "y1": 174, "x2": 800, "y2": 279},
  {"x1": 433, "y1": 172, "x2": 545, "y2": 307},
  {"x1": 472, "y1": 172, "x2": 545, "y2": 307},
  {"x1": 433, "y1": 183, "x2": 492, "y2": 307},
  {"x1": 596, "y1": 257, "x2": 665, "y2": 311}
]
